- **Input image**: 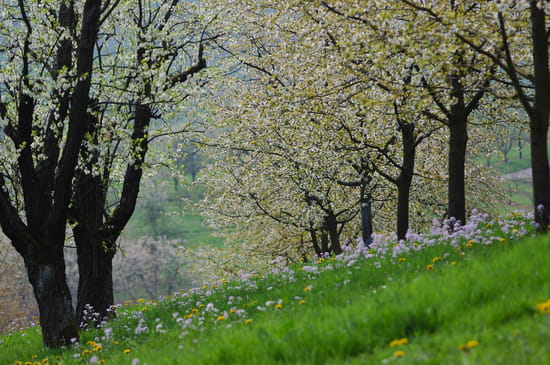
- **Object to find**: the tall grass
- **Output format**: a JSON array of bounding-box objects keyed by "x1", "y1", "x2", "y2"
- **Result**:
[{"x1": 1, "y1": 211, "x2": 549, "y2": 365}]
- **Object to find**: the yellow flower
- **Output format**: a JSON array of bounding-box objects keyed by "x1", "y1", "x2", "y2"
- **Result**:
[
  {"x1": 42, "y1": 359, "x2": 48, "y2": 364},
  {"x1": 393, "y1": 350, "x2": 406, "y2": 357},
  {"x1": 466, "y1": 340, "x2": 479, "y2": 348},
  {"x1": 93, "y1": 345, "x2": 103, "y2": 351},
  {"x1": 398, "y1": 257, "x2": 406, "y2": 262},
  {"x1": 499, "y1": 237, "x2": 506, "y2": 243},
  {"x1": 299, "y1": 300, "x2": 306, "y2": 305},
  {"x1": 536, "y1": 299, "x2": 550, "y2": 314},
  {"x1": 230, "y1": 308, "x2": 237, "y2": 314},
  {"x1": 137, "y1": 298, "x2": 145, "y2": 304},
  {"x1": 304, "y1": 285, "x2": 312, "y2": 292},
  {"x1": 244, "y1": 319, "x2": 253, "y2": 325},
  {"x1": 113, "y1": 341, "x2": 120, "y2": 345},
  {"x1": 14, "y1": 361, "x2": 23, "y2": 365},
  {"x1": 389, "y1": 338, "x2": 408, "y2": 347},
  {"x1": 202, "y1": 285, "x2": 208, "y2": 289},
  {"x1": 465, "y1": 239, "x2": 475, "y2": 248},
  {"x1": 450, "y1": 261, "x2": 457, "y2": 266},
  {"x1": 275, "y1": 303, "x2": 283, "y2": 309},
  {"x1": 86, "y1": 340, "x2": 97, "y2": 346},
  {"x1": 82, "y1": 350, "x2": 90, "y2": 356},
  {"x1": 432, "y1": 257, "x2": 441, "y2": 263},
  {"x1": 191, "y1": 308, "x2": 199, "y2": 313},
  {"x1": 217, "y1": 315, "x2": 226, "y2": 321},
  {"x1": 123, "y1": 349, "x2": 131, "y2": 355},
  {"x1": 31, "y1": 357, "x2": 37, "y2": 360},
  {"x1": 426, "y1": 264, "x2": 434, "y2": 271}
]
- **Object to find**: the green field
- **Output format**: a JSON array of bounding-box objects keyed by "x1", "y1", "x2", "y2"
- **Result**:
[{"x1": 2, "y1": 212, "x2": 548, "y2": 365}]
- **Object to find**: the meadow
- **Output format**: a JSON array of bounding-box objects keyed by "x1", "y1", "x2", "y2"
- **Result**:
[{"x1": 1, "y1": 210, "x2": 549, "y2": 365}]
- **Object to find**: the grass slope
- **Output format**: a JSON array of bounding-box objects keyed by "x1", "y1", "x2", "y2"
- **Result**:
[{"x1": 1, "y1": 216, "x2": 549, "y2": 365}]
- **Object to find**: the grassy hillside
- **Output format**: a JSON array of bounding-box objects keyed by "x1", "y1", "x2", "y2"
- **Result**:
[{"x1": 2, "y1": 211, "x2": 549, "y2": 365}]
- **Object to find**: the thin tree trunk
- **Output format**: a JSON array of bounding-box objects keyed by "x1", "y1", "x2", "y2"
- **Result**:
[
  {"x1": 447, "y1": 76, "x2": 468, "y2": 225},
  {"x1": 360, "y1": 184, "x2": 373, "y2": 247},
  {"x1": 396, "y1": 123, "x2": 415, "y2": 240}
]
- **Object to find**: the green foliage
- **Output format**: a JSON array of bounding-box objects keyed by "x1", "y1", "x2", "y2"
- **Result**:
[{"x1": 2, "y1": 213, "x2": 549, "y2": 364}]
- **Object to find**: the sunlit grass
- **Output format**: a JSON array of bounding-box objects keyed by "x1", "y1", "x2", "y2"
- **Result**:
[{"x1": 1, "y1": 211, "x2": 549, "y2": 365}]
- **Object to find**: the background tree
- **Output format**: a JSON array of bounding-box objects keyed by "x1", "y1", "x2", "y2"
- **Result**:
[{"x1": 69, "y1": 0, "x2": 211, "y2": 324}]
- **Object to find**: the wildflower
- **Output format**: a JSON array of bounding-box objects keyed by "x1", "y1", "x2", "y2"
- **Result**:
[
  {"x1": 432, "y1": 257, "x2": 441, "y2": 263},
  {"x1": 137, "y1": 298, "x2": 145, "y2": 304},
  {"x1": 82, "y1": 350, "x2": 90, "y2": 356},
  {"x1": 86, "y1": 340, "x2": 97, "y2": 346},
  {"x1": 42, "y1": 359, "x2": 48, "y2": 364},
  {"x1": 398, "y1": 257, "x2": 407, "y2": 262},
  {"x1": 393, "y1": 350, "x2": 406, "y2": 357},
  {"x1": 123, "y1": 349, "x2": 131, "y2": 355},
  {"x1": 299, "y1": 300, "x2": 306, "y2": 305},
  {"x1": 229, "y1": 308, "x2": 237, "y2": 314},
  {"x1": 93, "y1": 344, "x2": 103, "y2": 351},
  {"x1": 465, "y1": 240, "x2": 475, "y2": 248},
  {"x1": 244, "y1": 319, "x2": 253, "y2": 325},
  {"x1": 450, "y1": 261, "x2": 457, "y2": 266},
  {"x1": 275, "y1": 303, "x2": 283, "y2": 309},
  {"x1": 304, "y1": 285, "x2": 313, "y2": 292},
  {"x1": 191, "y1": 308, "x2": 199, "y2": 313},
  {"x1": 113, "y1": 341, "x2": 120, "y2": 345},
  {"x1": 499, "y1": 237, "x2": 506, "y2": 243},
  {"x1": 389, "y1": 338, "x2": 408, "y2": 347},
  {"x1": 217, "y1": 315, "x2": 226, "y2": 321},
  {"x1": 466, "y1": 340, "x2": 479, "y2": 348},
  {"x1": 426, "y1": 264, "x2": 434, "y2": 271},
  {"x1": 536, "y1": 299, "x2": 550, "y2": 314}
]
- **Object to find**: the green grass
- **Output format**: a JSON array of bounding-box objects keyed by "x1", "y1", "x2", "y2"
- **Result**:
[{"x1": 2, "y1": 213, "x2": 549, "y2": 364}]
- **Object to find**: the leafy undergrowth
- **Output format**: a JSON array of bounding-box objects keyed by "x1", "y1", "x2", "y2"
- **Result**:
[{"x1": 1, "y1": 211, "x2": 549, "y2": 365}]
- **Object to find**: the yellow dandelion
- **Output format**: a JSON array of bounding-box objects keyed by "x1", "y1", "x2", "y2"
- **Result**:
[
  {"x1": 82, "y1": 350, "x2": 90, "y2": 356},
  {"x1": 299, "y1": 300, "x2": 306, "y2": 305},
  {"x1": 86, "y1": 340, "x2": 97, "y2": 346},
  {"x1": 31, "y1": 357, "x2": 37, "y2": 360},
  {"x1": 536, "y1": 299, "x2": 550, "y2": 314},
  {"x1": 398, "y1": 257, "x2": 407, "y2": 262},
  {"x1": 499, "y1": 237, "x2": 506, "y2": 243},
  {"x1": 113, "y1": 341, "x2": 120, "y2": 345},
  {"x1": 244, "y1": 319, "x2": 253, "y2": 325},
  {"x1": 137, "y1": 298, "x2": 145, "y2": 304},
  {"x1": 450, "y1": 261, "x2": 457, "y2": 266},
  {"x1": 393, "y1": 350, "x2": 406, "y2": 357},
  {"x1": 24, "y1": 362, "x2": 32, "y2": 365},
  {"x1": 198, "y1": 303, "x2": 205, "y2": 308},
  {"x1": 304, "y1": 285, "x2": 312, "y2": 292},
  {"x1": 275, "y1": 303, "x2": 283, "y2": 309},
  {"x1": 432, "y1": 257, "x2": 441, "y2": 263},
  {"x1": 457, "y1": 344, "x2": 466, "y2": 351},
  {"x1": 466, "y1": 340, "x2": 479, "y2": 348},
  {"x1": 14, "y1": 361, "x2": 23, "y2": 365},
  {"x1": 389, "y1": 338, "x2": 408, "y2": 347},
  {"x1": 42, "y1": 359, "x2": 48, "y2": 364},
  {"x1": 191, "y1": 308, "x2": 199, "y2": 313},
  {"x1": 123, "y1": 349, "x2": 131, "y2": 355},
  {"x1": 201, "y1": 285, "x2": 208, "y2": 289},
  {"x1": 217, "y1": 315, "x2": 226, "y2": 321},
  {"x1": 230, "y1": 308, "x2": 237, "y2": 314},
  {"x1": 426, "y1": 264, "x2": 434, "y2": 271},
  {"x1": 93, "y1": 345, "x2": 103, "y2": 351}
]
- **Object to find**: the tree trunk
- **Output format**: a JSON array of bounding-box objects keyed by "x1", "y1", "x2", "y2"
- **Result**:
[
  {"x1": 396, "y1": 123, "x2": 415, "y2": 240},
  {"x1": 529, "y1": 1, "x2": 550, "y2": 230},
  {"x1": 74, "y1": 229, "x2": 116, "y2": 326},
  {"x1": 360, "y1": 184, "x2": 373, "y2": 247},
  {"x1": 447, "y1": 76, "x2": 468, "y2": 225},
  {"x1": 325, "y1": 213, "x2": 342, "y2": 255},
  {"x1": 25, "y1": 255, "x2": 77, "y2": 348}
]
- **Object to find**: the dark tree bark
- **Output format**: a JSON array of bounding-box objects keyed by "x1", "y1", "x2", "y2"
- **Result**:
[
  {"x1": 528, "y1": 2, "x2": 550, "y2": 230},
  {"x1": 447, "y1": 77, "x2": 468, "y2": 224},
  {"x1": 396, "y1": 122, "x2": 416, "y2": 240}
]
